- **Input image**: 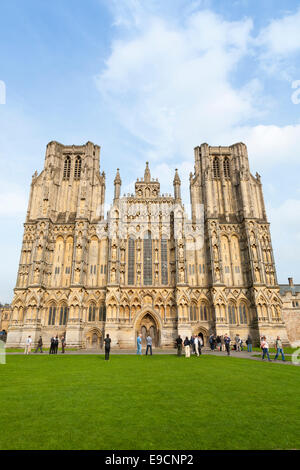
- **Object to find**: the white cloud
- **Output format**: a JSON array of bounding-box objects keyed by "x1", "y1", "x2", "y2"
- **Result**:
[
  {"x1": 96, "y1": 10, "x2": 256, "y2": 162},
  {"x1": 256, "y1": 8, "x2": 300, "y2": 78},
  {"x1": 257, "y1": 8, "x2": 300, "y2": 56},
  {"x1": 228, "y1": 123, "x2": 300, "y2": 168}
]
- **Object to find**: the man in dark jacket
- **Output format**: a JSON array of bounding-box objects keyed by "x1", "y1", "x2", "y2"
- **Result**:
[
  {"x1": 246, "y1": 335, "x2": 252, "y2": 352},
  {"x1": 224, "y1": 334, "x2": 231, "y2": 356},
  {"x1": 35, "y1": 336, "x2": 43, "y2": 353},
  {"x1": 104, "y1": 334, "x2": 111, "y2": 360},
  {"x1": 176, "y1": 336, "x2": 183, "y2": 356},
  {"x1": 54, "y1": 335, "x2": 59, "y2": 354},
  {"x1": 49, "y1": 336, "x2": 55, "y2": 354}
]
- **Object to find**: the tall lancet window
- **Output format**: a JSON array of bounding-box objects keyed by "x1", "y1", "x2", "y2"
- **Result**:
[
  {"x1": 213, "y1": 157, "x2": 220, "y2": 178},
  {"x1": 161, "y1": 238, "x2": 168, "y2": 285},
  {"x1": 74, "y1": 156, "x2": 82, "y2": 179},
  {"x1": 223, "y1": 157, "x2": 230, "y2": 178},
  {"x1": 128, "y1": 238, "x2": 135, "y2": 285},
  {"x1": 143, "y1": 231, "x2": 152, "y2": 285},
  {"x1": 63, "y1": 156, "x2": 71, "y2": 179}
]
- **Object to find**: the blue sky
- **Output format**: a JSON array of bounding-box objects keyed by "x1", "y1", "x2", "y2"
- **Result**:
[{"x1": 0, "y1": 0, "x2": 300, "y2": 302}]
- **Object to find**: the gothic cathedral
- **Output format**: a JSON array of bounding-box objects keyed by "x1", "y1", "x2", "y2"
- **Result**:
[{"x1": 6, "y1": 141, "x2": 289, "y2": 348}]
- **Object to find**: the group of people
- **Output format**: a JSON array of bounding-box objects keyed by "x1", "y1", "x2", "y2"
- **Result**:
[
  {"x1": 175, "y1": 333, "x2": 242, "y2": 357},
  {"x1": 49, "y1": 335, "x2": 66, "y2": 354},
  {"x1": 176, "y1": 335, "x2": 204, "y2": 357},
  {"x1": 206, "y1": 333, "x2": 253, "y2": 353},
  {"x1": 23, "y1": 335, "x2": 66, "y2": 354}
]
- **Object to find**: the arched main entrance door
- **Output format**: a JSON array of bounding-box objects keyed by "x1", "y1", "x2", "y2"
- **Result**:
[
  {"x1": 85, "y1": 328, "x2": 103, "y2": 349},
  {"x1": 193, "y1": 326, "x2": 209, "y2": 347},
  {"x1": 136, "y1": 313, "x2": 160, "y2": 347}
]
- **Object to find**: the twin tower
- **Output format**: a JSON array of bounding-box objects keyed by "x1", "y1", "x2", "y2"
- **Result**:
[{"x1": 6, "y1": 141, "x2": 289, "y2": 349}]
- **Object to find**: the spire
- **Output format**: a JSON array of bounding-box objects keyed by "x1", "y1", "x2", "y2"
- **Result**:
[
  {"x1": 114, "y1": 168, "x2": 121, "y2": 185},
  {"x1": 114, "y1": 168, "x2": 121, "y2": 200},
  {"x1": 173, "y1": 168, "x2": 181, "y2": 184},
  {"x1": 144, "y1": 162, "x2": 151, "y2": 182},
  {"x1": 173, "y1": 169, "x2": 181, "y2": 200}
]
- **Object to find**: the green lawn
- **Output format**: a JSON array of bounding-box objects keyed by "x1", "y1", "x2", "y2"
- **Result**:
[{"x1": 0, "y1": 354, "x2": 299, "y2": 450}]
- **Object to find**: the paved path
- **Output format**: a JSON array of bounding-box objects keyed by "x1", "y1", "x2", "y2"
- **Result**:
[{"x1": 5, "y1": 347, "x2": 298, "y2": 365}]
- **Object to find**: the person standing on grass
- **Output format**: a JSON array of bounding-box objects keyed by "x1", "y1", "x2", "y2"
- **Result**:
[
  {"x1": 197, "y1": 335, "x2": 203, "y2": 355},
  {"x1": 35, "y1": 336, "x2": 43, "y2": 353},
  {"x1": 190, "y1": 335, "x2": 195, "y2": 354},
  {"x1": 104, "y1": 334, "x2": 111, "y2": 361},
  {"x1": 235, "y1": 334, "x2": 241, "y2": 352},
  {"x1": 61, "y1": 336, "x2": 66, "y2": 354},
  {"x1": 274, "y1": 336, "x2": 285, "y2": 361},
  {"x1": 246, "y1": 335, "x2": 252, "y2": 352},
  {"x1": 49, "y1": 336, "x2": 55, "y2": 354},
  {"x1": 146, "y1": 334, "x2": 153, "y2": 356},
  {"x1": 261, "y1": 336, "x2": 271, "y2": 362},
  {"x1": 137, "y1": 333, "x2": 142, "y2": 355},
  {"x1": 184, "y1": 337, "x2": 191, "y2": 358},
  {"x1": 24, "y1": 335, "x2": 32, "y2": 354},
  {"x1": 54, "y1": 335, "x2": 59, "y2": 354},
  {"x1": 221, "y1": 335, "x2": 225, "y2": 351},
  {"x1": 176, "y1": 335, "x2": 183, "y2": 356},
  {"x1": 209, "y1": 334, "x2": 214, "y2": 351},
  {"x1": 224, "y1": 334, "x2": 231, "y2": 356}
]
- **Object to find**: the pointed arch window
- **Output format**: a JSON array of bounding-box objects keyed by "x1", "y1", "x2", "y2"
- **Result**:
[
  {"x1": 213, "y1": 157, "x2": 220, "y2": 178},
  {"x1": 74, "y1": 156, "x2": 82, "y2": 179},
  {"x1": 59, "y1": 306, "x2": 68, "y2": 325},
  {"x1": 48, "y1": 305, "x2": 56, "y2": 325},
  {"x1": 228, "y1": 304, "x2": 236, "y2": 324},
  {"x1": 239, "y1": 304, "x2": 247, "y2": 324},
  {"x1": 223, "y1": 157, "x2": 230, "y2": 178},
  {"x1": 99, "y1": 304, "x2": 106, "y2": 321},
  {"x1": 200, "y1": 303, "x2": 208, "y2": 321},
  {"x1": 88, "y1": 304, "x2": 96, "y2": 322},
  {"x1": 143, "y1": 231, "x2": 152, "y2": 285},
  {"x1": 128, "y1": 238, "x2": 135, "y2": 285},
  {"x1": 63, "y1": 156, "x2": 71, "y2": 179}
]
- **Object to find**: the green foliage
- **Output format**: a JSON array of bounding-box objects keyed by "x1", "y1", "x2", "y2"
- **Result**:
[{"x1": 0, "y1": 355, "x2": 299, "y2": 450}]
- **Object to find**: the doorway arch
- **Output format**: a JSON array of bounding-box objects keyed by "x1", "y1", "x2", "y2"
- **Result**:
[
  {"x1": 85, "y1": 328, "x2": 103, "y2": 349},
  {"x1": 135, "y1": 311, "x2": 160, "y2": 347},
  {"x1": 193, "y1": 326, "x2": 209, "y2": 347}
]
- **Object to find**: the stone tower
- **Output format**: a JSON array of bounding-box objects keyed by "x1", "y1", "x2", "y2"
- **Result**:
[
  {"x1": 190, "y1": 143, "x2": 288, "y2": 342},
  {"x1": 7, "y1": 141, "x2": 106, "y2": 347}
]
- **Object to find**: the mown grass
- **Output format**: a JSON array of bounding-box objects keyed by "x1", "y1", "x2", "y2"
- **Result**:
[{"x1": 0, "y1": 354, "x2": 299, "y2": 450}]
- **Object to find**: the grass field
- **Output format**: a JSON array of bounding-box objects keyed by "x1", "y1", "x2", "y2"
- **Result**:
[{"x1": 0, "y1": 354, "x2": 299, "y2": 450}]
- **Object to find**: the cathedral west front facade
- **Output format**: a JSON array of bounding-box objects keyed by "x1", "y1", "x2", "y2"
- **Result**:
[{"x1": 6, "y1": 140, "x2": 291, "y2": 349}]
